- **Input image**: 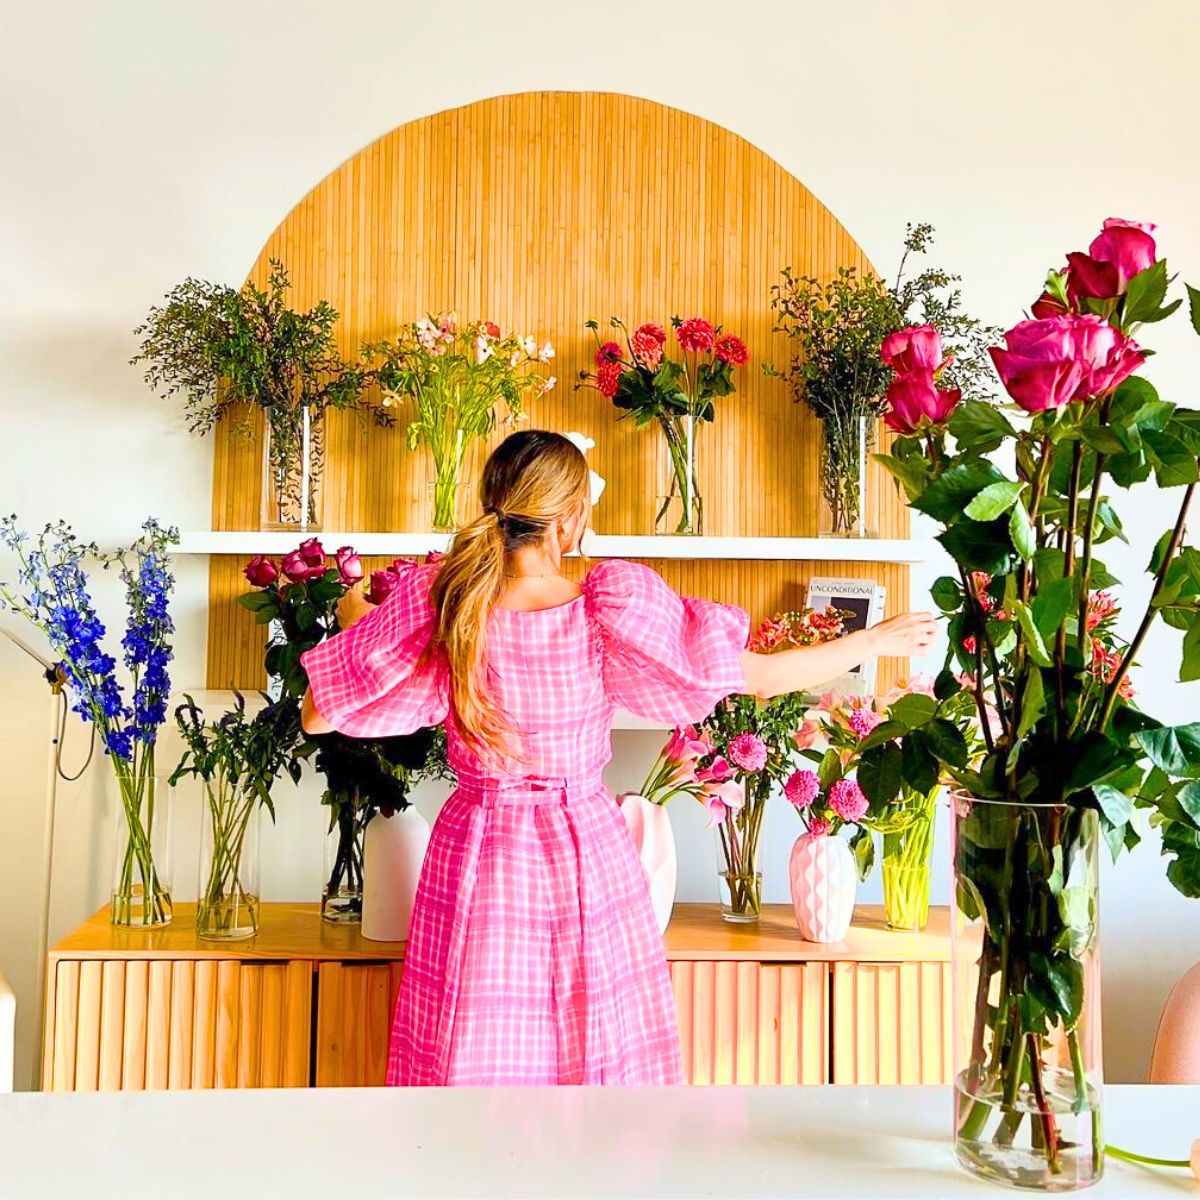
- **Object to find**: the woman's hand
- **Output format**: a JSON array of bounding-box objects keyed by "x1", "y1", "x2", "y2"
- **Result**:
[
  {"x1": 336, "y1": 583, "x2": 373, "y2": 630},
  {"x1": 866, "y1": 611, "x2": 939, "y2": 659}
]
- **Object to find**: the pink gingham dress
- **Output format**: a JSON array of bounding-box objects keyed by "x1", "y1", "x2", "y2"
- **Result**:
[{"x1": 302, "y1": 558, "x2": 749, "y2": 1086}]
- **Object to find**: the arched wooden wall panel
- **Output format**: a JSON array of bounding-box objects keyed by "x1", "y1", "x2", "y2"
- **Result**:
[{"x1": 207, "y1": 91, "x2": 909, "y2": 689}]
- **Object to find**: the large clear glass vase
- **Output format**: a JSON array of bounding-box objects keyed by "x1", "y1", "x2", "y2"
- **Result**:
[
  {"x1": 110, "y1": 751, "x2": 173, "y2": 927},
  {"x1": 196, "y1": 774, "x2": 261, "y2": 941},
  {"x1": 818, "y1": 410, "x2": 874, "y2": 538},
  {"x1": 952, "y1": 795, "x2": 1103, "y2": 1191},
  {"x1": 656, "y1": 413, "x2": 703, "y2": 535},
  {"x1": 262, "y1": 406, "x2": 324, "y2": 532},
  {"x1": 713, "y1": 775, "x2": 769, "y2": 922}
]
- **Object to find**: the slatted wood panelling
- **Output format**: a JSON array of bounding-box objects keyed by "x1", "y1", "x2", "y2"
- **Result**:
[
  {"x1": 42, "y1": 960, "x2": 311, "y2": 1091},
  {"x1": 669, "y1": 960, "x2": 827, "y2": 1085},
  {"x1": 207, "y1": 92, "x2": 909, "y2": 690},
  {"x1": 830, "y1": 961, "x2": 953, "y2": 1084},
  {"x1": 315, "y1": 962, "x2": 405, "y2": 1087}
]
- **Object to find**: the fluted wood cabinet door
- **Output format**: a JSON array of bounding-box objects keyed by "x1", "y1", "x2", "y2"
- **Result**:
[
  {"x1": 669, "y1": 960, "x2": 827, "y2": 1085},
  {"x1": 830, "y1": 961, "x2": 953, "y2": 1084},
  {"x1": 314, "y1": 962, "x2": 405, "y2": 1087},
  {"x1": 42, "y1": 959, "x2": 311, "y2": 1091}
]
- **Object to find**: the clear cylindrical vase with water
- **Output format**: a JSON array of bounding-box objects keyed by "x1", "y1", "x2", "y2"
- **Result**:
[{"x1": 952, "y1": 795, "x2": 1102, "y2": 1191}]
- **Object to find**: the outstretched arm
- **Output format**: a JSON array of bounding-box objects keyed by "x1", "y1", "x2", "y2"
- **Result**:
[{"x1": 739, "y1": 611, "x2": 938, "y2": 700}]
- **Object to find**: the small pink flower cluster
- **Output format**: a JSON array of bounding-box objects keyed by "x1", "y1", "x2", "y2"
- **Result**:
[{"x1": 748, "y1": 607, "x2": 849, "y2": 653}]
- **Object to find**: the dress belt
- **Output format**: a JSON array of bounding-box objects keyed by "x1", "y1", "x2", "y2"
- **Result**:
[{"x1": 454, "y1": 773, "x2": 605, "y2": 808}]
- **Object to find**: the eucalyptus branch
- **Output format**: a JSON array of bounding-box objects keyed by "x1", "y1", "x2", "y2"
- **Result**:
[{"x1": 1099, "y1": 482, "x2": 1195, "y2": 729}]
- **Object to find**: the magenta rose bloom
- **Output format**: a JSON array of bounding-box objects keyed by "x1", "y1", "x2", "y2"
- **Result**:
[
  {"x1": 675, "y1": 317, "x2": 716, "y2": 354},
  {"x1": 727, "y1": 732, "x2": 768, "y2": 772},
  {"x1": 829, "y1": 778, "x2": 868, "y2": 823},
  {"x1": 334, "y1": 545, "x2": 364, "y2": 586},
  {"x1": 297, "y1": 537, "x2": 326, "y2": 568},
  {"x1": 243, "y1": 555, "x2": 278, "y2": 587},
  {"x1": 280, "y1": 550, "x2": 314, "y2": 583},
  {"x1": 884, "y1": 371, "x2": 961, "y2": 433},
  {"x1": 880, "y1": 325, "x2": 946, "y2": 374},
  {"x1": 989, "y1": 317, "x2": 1089, "y2": 413},
  {"x1": 1069, "y1": 315, "x2": 1145, "y2": 400},
  {"x1": 1031, "y1": 289, "x2": 1068, "y2": 319},
  {"x1": 1066, "y1": 218, "x2": 1158, "y2": 300},
  {"x1": 367, "y1": 569, "x2": 395, "y2": 605}
]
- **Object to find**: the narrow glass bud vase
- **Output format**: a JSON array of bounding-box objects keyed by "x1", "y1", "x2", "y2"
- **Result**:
[
  {"x1": 196, "y1": 777, "x2": 261, "y2": 941},
  {"x1": 817, "y1": 411, "x2": 873, "y2": 537},
  {"x1": 110, "y1": 755, "x2": 172, "y2": 928},
  {"x1": 262, "y1": 406, "x2": 324, "y2": 532}
]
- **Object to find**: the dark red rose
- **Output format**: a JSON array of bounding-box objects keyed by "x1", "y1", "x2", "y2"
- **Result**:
[{"x1": 243, "y1": 555, "x2": 278, "y2": 587}]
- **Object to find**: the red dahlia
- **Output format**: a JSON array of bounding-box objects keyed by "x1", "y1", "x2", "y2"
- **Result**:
[
  {"x1": 675, "y1": 317, "x2": 715, "y2": 354},
  {"x1": 596, "y1": 360, "x2": 623, "y2": 398},
  {"x1": 714, "y1": 333, "x2": 750, "y2": 366},
  {"x1": 595, "y1": 340, "x2": 623, "y2": 366}
]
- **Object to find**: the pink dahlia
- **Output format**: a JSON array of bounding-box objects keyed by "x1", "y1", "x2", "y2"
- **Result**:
[
  {"x1": 829, "y1": 778, "x2": 868, "y2": 823},
  {"x1": 675, "y1": 317, "x2": 715, "y2": 354},
  {"x1": 784, "y1": 769, "x2": 820, "y2": 810},
  {"x1": 727, "y1": 732, "x2": 768, "y2": 772},
  {"x1": 808, "y1": 816, "x2": 830, "y2": 838},
  {"x1": 631, "y1": 323, "x2": 666, "y2": 369},
  {"x1": 847, "y1": 707, "x2": 884, "y2": 739}
]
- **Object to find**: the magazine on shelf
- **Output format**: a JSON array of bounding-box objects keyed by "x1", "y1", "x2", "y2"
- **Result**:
[{"x1": 805, "y1": 576, "x2": 887, "y2": 695}]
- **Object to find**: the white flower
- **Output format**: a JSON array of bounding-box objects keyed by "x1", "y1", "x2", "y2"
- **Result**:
[
  {"x1": 475, "y1": 337, "x2": 494, "y2": 365},
  {"x1": 510, "y1": 351, "x2": 521, "y2": 367},
  {"x1": 539, "y1": 341, "x2": 556, "y2": 362},
  {"x1": 523, "y1": 335, "x2": 538, "y2": 357},
  {"x1": 541, "y1": 375, "x2": 557, "y2": 393}
]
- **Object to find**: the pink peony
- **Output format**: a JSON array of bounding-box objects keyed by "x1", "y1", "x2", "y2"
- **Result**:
[
  {"x1": 243, "y1": 555, "x2": 278, "y2": 587},
  {"x1": 713, "y1": 333, "x2": 750, "y2": 367},
  {"x1": 808, "y1": 816, "x2": 830, "y2": 838},
  {"x1": 727, "y1": 732, "x2": 768, "y2": 772},
  {"x1": 675, "y1": 317, "x2": 715, "y2": 354},
  {"x1": 847, "y1": 707, "x2": 885, "y2": 739},
  {"x1": 631, "y1": 323, "x2": 667, "y2": 369},
  {"x1": 784, "y1": 769, "x2": 820, "y2": 810},
  {"x1": 989, "y1": 317, "x2": 1089, "y2": 413},
  {"x1": 1067, "y1": 218, "x2": 1158, "y2": 301},
  {"x1": 334, "y1": 545, "x2": 363, "y2": 586},
  {"x1": 883, "y1": 370, "x2": 960, "y2": 433},
  {"x1": 880, "y1": 325, "x2": 947, "y2": 374},
  {"x1": 829, "y1": 778, "x2": 868, "y2": 823}
]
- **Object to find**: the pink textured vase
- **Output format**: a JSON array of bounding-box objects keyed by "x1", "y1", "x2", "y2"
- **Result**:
[{"x1": 789, "y1": 832, "x2": 857, "y2": 943}]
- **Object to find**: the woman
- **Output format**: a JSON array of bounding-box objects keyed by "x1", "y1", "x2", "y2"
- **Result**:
[{"x1": 301, "y1": 430, "x2": 935, "y2": 1086}]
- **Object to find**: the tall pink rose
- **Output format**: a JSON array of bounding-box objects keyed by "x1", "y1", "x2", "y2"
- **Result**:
[
  {"x1": 281, "y1": 550, "x2": 325, "y2": 583},
  {"x1": 988, "y1": 317, "x2": 1088, "y2": 413},
  {"x1": 1069, "y1": 315, "x2": 1145, "y2": 400},
  {"x1": 334, "y1": 545, "x2": 364, "y2": 586},
  {"x1": 1066, "y1": 218, "x2": 1158, "y2": 300},
  {"x1": 243, "y1": 555, "x2": 278, "y2": 587},
  {"x1": 884, "y1": 371, "x2": 961, "y2": 433},
  {"x1": 880, "y1": 325, "x2": 946, "y2": 374}
]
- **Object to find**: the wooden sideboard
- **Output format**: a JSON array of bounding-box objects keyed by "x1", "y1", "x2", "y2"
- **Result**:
[{"x1": 42, "y1": 903, "x2": 951, "y2": 1091}]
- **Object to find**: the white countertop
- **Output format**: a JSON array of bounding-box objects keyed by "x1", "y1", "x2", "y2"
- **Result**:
[{"x1": 0, "y1": 1085, "x2": 1195, "y2": 1199}]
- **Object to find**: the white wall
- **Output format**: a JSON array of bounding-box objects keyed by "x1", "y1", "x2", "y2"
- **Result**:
[{"x1": 2, "y1": 0, "x2": 1199, "y2": 1091}]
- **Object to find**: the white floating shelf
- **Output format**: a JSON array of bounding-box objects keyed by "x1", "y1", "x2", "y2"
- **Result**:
[{"x1": 174, "y1": 530, "x2": 934, "y2": 564}]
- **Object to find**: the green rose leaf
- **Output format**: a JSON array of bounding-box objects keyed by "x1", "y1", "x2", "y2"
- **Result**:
[
  {"x1": 1009, "y1": 502, "x2": 1036, "y2": 561},
  {"x1": 857, "y1": 743, "x2": 904, "y2": 804},
  {"x1": 913, "y1": 461, "x2": 1006, "y2": 523},
  {"x1": 888, "y1": 693, "x2": 939, "y2": 729},
  {"x1": 964, "y1": 480, "x2": 1026, "y2": 522},
  {"x1": 948, "y1": 401, "x2": 1016, "y2": 452},
  {"x1": 1012, "y1": 600, "x2": 1053, "y2": 667},
  {"x1": 1092, "y1": 782, "x2": 1134, "y2": 827},
  {"x1": 930, "y1": 576, "x2": 964, "y2": 613},
  {"x1": 1135, "y1": 723, "x2": 1200, "y2": 778}
]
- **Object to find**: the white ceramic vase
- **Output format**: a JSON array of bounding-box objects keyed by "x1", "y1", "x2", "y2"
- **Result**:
[
  {"x1": 361, "y1": 806, "x2": 430, "y2": 942},
  {"x1": 789, "y1": 832, "x2": 857, "y2": 943},
  {"x1": 618, "y1": 792, "x2": 677, "y2": 936}
]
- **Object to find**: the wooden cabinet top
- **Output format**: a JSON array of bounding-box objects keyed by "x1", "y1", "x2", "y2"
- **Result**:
[{"x1": 53, "y1": 902, "x2": 950, "y2": 964}]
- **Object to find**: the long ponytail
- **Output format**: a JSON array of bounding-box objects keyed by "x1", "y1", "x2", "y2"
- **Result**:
[{"x1": 430, "y1": 430, "x2": 590, "y2": 759}]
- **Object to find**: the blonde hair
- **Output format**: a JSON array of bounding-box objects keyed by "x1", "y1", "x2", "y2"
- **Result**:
[{"x1": 430, "y1": 430, "x2": 590, "y2": 758}]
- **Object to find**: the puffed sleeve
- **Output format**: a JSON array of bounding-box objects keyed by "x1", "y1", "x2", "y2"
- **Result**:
[
  {"x1": 300, "y1": 562, "x2": 450, "y2": 738},
  {"x1": 583, "y1": 559, "x2": 750, "y2": 723}
]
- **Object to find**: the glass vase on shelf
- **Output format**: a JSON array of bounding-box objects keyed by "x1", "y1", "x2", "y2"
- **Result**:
[
  {"x1": 321, "y1": 794, "x2": 367, "y2": 923},
  {"x1": 818, "y1": 410, "x2": 874, "y2": 538},
  {"x1": 655, "y1": 413, "x2": 702, "y2": 536},
  {"x1": 713, "y1": 775, "x2": 769, "y2": 922},
  {"x1": 262, "y1": 406, "x2": 324, "y2": 532},
  {"x1": 952, "y1": 795, "x2": 1102, "y2": 1192},
  {"x1": 110, "y1": 752, "x2": 172, "y2": 928},
  {"x1": 427, "y1": 428, "x2": 471, "y2": 533},
  {"x1": 196, "y1": 773, "x2": 262, "y2": 941},
  {"x1": 881, "y1": 786, "x2": 938, "y2": 931}
]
